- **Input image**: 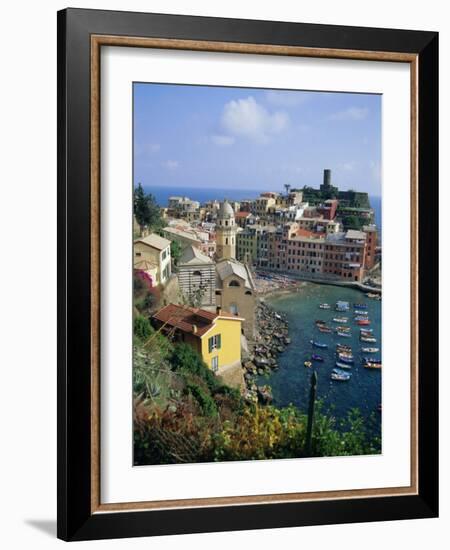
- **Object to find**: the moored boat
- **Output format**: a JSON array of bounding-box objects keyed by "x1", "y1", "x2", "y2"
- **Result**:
[
  {"x1": 359, "y1": 328, "x2": 374, "y2": 333},
  {"x1": 337, "y1": 354, "x2": 354, "y2": 364},
  {"x1": 364, "y1": 362, "x2": 382, "y2": 369},
  {"x1": 354, "y1": 303, "x2": 367, "y2": 309},
  {"x1": 304, "y1": 360, "x2": 312, "y2": 368},
  {"x1": 337, "y1": 331, "x2": 352, "y2": 338},
  {"x1": 315, "y1": 319, "x2": 327, "y2": 326},
  {"x1": 332, "y1": 317, "x2": 348, "y2": 323},
  {"x1": 335, "y1": 300, "x2": 350, "y2": 311},
  {"x1": 354, "y1": 310, "x2": 368, "y2": 315},
  {"x1": 318, "y1": 326, "x2": 332, "y2": 333},
  {"x1": 331, "y1": 371, "x2": 351, "y2": 381},
  {"x1": 310, "y1": 340, "x2": 328, "y2": 348},
  {"x1": 311, "y1": 353, "x2": 324, "y2": 362},
  {"x1": 360, "y1": 336, "x2": 377, "y2": 343},
  {"x1": 335, "y1": 361, "x2": 352, "y2": 370},
  {"x1": 357, "y1": 319, "x2": 371, "y2": 326},
  {"x1": 361, "y1": 347, "x2": 379, "y2": 353},
  {"x1": 363, "y1": 357, "x2": 382, "y2": 364},
  {"x1": 319, "y1": 303, "x2": 331, "y2": 309}
]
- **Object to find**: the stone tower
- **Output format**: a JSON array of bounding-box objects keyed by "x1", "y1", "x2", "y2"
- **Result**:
[{"x1": 216, "y1": 200, "x2": 237, "y2": 260}]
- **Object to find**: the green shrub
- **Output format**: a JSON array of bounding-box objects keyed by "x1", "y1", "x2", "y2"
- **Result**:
[
  {"x1": 186, "y1": 383, "x2": 218, "y2": 418},
  {"x1": 134, "y1": 315, "x2": 153, "y2": 340}
]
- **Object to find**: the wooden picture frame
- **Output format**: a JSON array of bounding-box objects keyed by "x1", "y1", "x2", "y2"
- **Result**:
[{"x1": 57, "y1": 8, "x2": 438, "y2": 541}]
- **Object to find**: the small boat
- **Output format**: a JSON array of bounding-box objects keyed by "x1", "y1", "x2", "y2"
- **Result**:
[
  {"x1": 333, "y1": 367, "x2": 352, "y2": 376},
  {"x1": 364, "y1": 362, "x2": 382, "y2": 369},
  {"x1": 336, "y1": 347, "x2": 352, "y2": 354},
  {"x1": 304, "y1": 360, "x2": 312, "y2": 368},
  {"x1": 336, "y1": 325, "x2": 350, "y2": 331},
  {"x1": 357, "y1": 319, "x2": 371, "y2": 326},
  {"x1": 333, "y1": 317, "x2": 348, "y2": 323},
  {"x1": 337, "y1": 331, "x2": 352, "y2": 338},
  {"x1": 361, "y1": 337, "x2": 377, "y2": 343},
  {"x1": 336, "y1": 343, "x2": 352, "y2": 350},
  {"x1": 335, "y1": 361, "x2": 352, "y2": 370},
  {"x1": 354, "y1": 303, "x2": 367, "y2": 309},
  {"x1": 363, "y1": 357, "x2": 382, "y2": 364},
  {"x1": 315, "y1": 319, "x2": 327, "y2": 326},
  {"x1": 335, "y1": 301, "x2": 350, "y2": 311},
  {"x1": 337, "y1": 354, "x2": 354, "y2": 364},
  {"x1": 319, "y1": 303, "x2": 331, "y2": 309},
  {"x1": 360, "y1": 328, "x2": 374, "y2": 333},
  {"x1": 354, "y1": 315, "x2": 369, "y2": 321},
  {"x1": 354, "y1": 310, "x2": 368, "y2": 315},
  {"x1": 318, "y1": 326, "x2": 333, "y2": 334},
  {"x1": 361, "y1": 347, "x2": 379, "y2": 353},
  {"x1": 311, "y1": 354, "x2": 324, "y2": 362},
  {"x1": 310, "y1": 340, "x2": 328, "y2": 348},
  {"x1": 331, "y1": 371, "x2": 351, "y2": 381}
]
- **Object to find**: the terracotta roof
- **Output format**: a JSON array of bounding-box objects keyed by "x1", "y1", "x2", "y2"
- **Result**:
[
  {"x1": 135, "y1": 233, "x2": 171, "y2": 250},
  {"x1": 152, "y1": 304, "x2": 242, "y2": 337},
  {"x1": 235, "y1": 211, "x2": 251, "y2": 218}
]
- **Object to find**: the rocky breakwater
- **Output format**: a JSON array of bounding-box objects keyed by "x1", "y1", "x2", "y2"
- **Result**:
[{"x1": 243, "y1": 301, "x2": 290, "y2": 405}]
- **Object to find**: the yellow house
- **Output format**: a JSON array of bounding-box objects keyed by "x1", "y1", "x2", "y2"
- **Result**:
[{"x1": 152, "y1": 303, "x2": 243, "y2": 374}]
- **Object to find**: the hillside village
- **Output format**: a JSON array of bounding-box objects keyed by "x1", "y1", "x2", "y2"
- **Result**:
[
  {"x1": 133, "y1": 169, "x2": 380, "y2": 396},
  {"x1": 132, "y1": 169, "x2": 382, "y2": 464}
]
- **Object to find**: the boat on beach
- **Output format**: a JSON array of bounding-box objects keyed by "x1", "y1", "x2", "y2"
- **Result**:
[{"x1": 310, "y1": 340, "x2": 328, "y2": 348}]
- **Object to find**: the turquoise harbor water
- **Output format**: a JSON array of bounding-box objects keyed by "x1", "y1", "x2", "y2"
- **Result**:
[{"x1": 260, "y1": 283, "x2": 382, "y2": 433}]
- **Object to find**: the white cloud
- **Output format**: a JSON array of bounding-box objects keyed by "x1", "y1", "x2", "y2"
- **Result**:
[
  {"x1": 221, "y1": 96, "x2": 289, "y2": 143},
  {"x1": 162, "y1": 160, "x2": 179, "y2": 170},
  {"x1": 211, "y1": 134, "x2": 235, "y2": 147},
  {"x1": 340, "y1": 161, "x2": 357, "y2": 172},
  {"x1": 147, "y1": 143, "x2": 161, "y2": 153},
  {"x1": 265, "y1": 90, "x2": 308, "y2": 107},
  {"x1": 328, "y1": 107, "x2": 369, "y2": 121}
]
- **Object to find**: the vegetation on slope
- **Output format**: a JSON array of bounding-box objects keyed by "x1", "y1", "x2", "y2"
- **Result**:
[{"x1": 132, "y1": 317, "x2": 381, "y2": 465}]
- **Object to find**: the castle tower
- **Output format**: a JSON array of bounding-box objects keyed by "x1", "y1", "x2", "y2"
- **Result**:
[{"x1": 216, "y1": 200, "x2": 237, "y2": 260}]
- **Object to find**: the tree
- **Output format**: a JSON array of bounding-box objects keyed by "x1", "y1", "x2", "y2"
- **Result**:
[
  {"x1": 170, "y1": 240, "x2": 182, "y2": 266},
  {"x1": 133, "y1": 183, "x2": 163, "y2": 233}
]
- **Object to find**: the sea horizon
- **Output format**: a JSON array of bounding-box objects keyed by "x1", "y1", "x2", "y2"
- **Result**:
[{"x1": 142, "y1": 184, "x2": 382, "y2": 232}]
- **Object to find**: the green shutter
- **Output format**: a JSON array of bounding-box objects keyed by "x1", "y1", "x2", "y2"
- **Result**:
[
  {"x1": 217, "y1": 334, "x2": 221, "y2": 349},
  {"x1": 208, "y1": 337, "x2": 213, "y2": 353}
]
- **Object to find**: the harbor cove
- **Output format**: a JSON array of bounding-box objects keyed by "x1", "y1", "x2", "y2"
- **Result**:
[{"x1": 255, "y1": 281, "x2": 382, "y2": 433}]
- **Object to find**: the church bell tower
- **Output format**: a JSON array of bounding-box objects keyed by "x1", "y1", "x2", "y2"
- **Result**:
[{"x1": 216, "y1": 200, "x2": 237, "y2": 260}]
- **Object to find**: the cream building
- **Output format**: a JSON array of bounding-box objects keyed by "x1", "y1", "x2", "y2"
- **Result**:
[{"x1": 134, "y1": 233, "x2": 172, "y2": 286}]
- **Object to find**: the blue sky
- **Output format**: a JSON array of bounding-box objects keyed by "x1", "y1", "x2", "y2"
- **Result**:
[{"x1": 134, "y1": 83, "x2": 381, "y2": 196}]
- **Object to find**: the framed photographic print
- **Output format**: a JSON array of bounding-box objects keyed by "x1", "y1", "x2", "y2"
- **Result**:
[{"x1": 57, "y1": 8, "x2": 439, "y2": 541}]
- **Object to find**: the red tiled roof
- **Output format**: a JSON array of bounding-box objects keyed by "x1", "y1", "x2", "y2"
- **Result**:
[
  {"x1": 235, "y1": 211, "x2": 251, "y2": 218},
  {"x1": 152, "y1": 304, "x2": 242, "y2": 337}
]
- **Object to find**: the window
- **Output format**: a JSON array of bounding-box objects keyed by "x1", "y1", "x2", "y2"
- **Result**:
[
  {"x1": 136, "y1": 252, "x2": 141, "y2": 257},
  {"x1": 229, "y1": 280, "x2": 240, "y2": 287},
  {"x1": 211, "y1": 356, "x2": 219, "y2": 372},
  {"x1": 230, "y1": 303, "x2": 238, "y2": 315},
  {"x1": 208, "y1": 334, "x2": 222, "y2": 353},
  {"x1": 162, "y1": 250, "x2": 167, "y2": 260}
]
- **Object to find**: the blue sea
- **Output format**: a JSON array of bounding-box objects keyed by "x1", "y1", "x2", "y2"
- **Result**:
[
  {"x1": 144, "y1": 185, "x2": 382, "y2": 233},
  {"x1": 262, "y1": 283, "x2": 382, "y2": 435}
]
